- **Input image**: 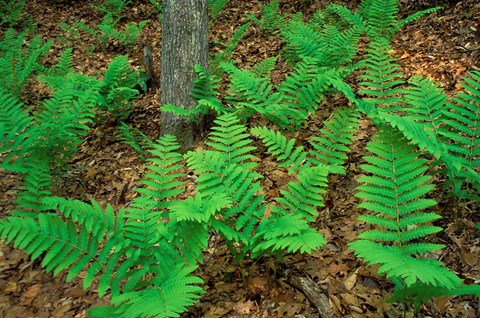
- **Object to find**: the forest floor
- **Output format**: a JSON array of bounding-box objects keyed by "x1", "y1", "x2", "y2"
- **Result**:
[{"x1": 0, "y1": 0, "x2": 479, "y2": 317}]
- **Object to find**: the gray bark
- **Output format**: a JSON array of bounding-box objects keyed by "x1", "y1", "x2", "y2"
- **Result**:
[{"x1": 160, "y1": 0, "x2": 209, "y2": 152}]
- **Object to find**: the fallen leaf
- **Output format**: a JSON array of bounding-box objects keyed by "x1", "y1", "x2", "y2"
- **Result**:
[
  {"x1": 20, "y1": 284, "x2": 41, "y2": 305},
  {"x1": 344, "y1": 269, "x2": 358, "y2": 291}
]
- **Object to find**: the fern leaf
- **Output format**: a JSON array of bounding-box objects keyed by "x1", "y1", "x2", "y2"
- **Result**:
[
  {"x1": 206, "y1": 113, "x2": 257, "y2": 166},
  {"x1": 0, "y1": 88, "x2": 35, "y2": 170},
  {"x1": 439, "y1": 70, "x2": 480, "y2": 198},
  {"x1": 252, "y1": 57, "x2": 276, "y2": 79},
  {"x1": 359, "y1": 38, "x2": 405, "y2": 108},
  {"x1": 108, "y1": 265, "x2": 204, "y2": 318},
  {"x1": 308, "y1": 106, "x2": 360, "y2": 174},
  {"x1": 349, "y1": 240, "x2": 462, "y2": 289},
  {"x1": 396, "y1": 7, "x2": 442, "y2": 32},
  {"x1": 251, "y1": 126, "x2": 307, "y2": 175},
  {"x1": 353, "y1": 125, "x2": 442, "y2": 247},
  {"x1": 124, "y1": 135, "x2": 185, "y2": 250}
]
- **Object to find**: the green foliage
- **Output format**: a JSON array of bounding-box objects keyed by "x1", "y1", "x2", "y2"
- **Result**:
[
  {"x1": 0, "y1": 0, "x2": 26, "y2": 27},
  {"x1": 439, "y1": 70, "x2": 480, "y2": 199},
  {"x1": 395, "y1": 6, "x2": 442, "y2": 32},
  {"x1": 251, "y1": 106, "x2": 360, "y2": 175},
  {"x1": 117, "y1": 122, "x2": 154, "y2": 159},
  {"x1": 358, "y1": 38, "x2": 405, "y2": 109},
  {"x1": 0, "y1": 89, "x2": 36, "y2": 170},
  {"x1": 349, "y1": 125, "x2": 465, "y2": 308},
  {"x1": 281, "y1": 6, "x2": 362, "y2": 68},
  {"x1": 93, "y1": 0, "x2": 132, "y2": 18},
  {"x1": 210, "y1": 22, "x2": 250, "y2": 75},
  {"x1": 358, "y1": 0, "x2": 399, "y2": 39},
  {"x1": 246, "y1": 0, "x2": 284, "y2": 34},
  {"x1": 73, "y1": 13, "x2": 149, "y2": 49},
  {"x1": 98, "y1": 55, "x2": 141, "y2": 119},
  {"x1": 0, "y1": 135, "x2": 206, "y2": 318},
  {"x1": 186, "y1": 114, "x2": 327, "y2": 260},
  {"x1": 358, "y1": 0, "x2": 441, "y2": 40},
  {"x1": 0, "y1": 29, "x2": 52, "y2": 96},
  {"x1": 208, "y1": 0, "x2": 229, "y2": 20},
  {"x1": 148, "y1": 0, "x2": 163, "y2": 21}
]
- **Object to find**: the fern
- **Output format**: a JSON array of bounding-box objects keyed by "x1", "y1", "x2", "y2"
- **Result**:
[
  {"x1": 251, "y1": 126, "x2": 308, "y2": 175},
  {"x1": 117, "y1": 122, "x2": 154, "y2": 159},
  {"x1": 98, "y1": 55, "x2": 141, "y2": 119},
  {"x1": 0, "y1": 29, "x2": 52, "y2": 96},
  {"x1": 0, "y1": 88, "x2": 36, "y2": 170},
  {"x1": 395, "y1": 6, "x2": 442, "y2": 32},
  {"x1": 358, "y1": 0, "x2": 399, "y2": 39},
  {"x1": 246, "y1": 0, "x2": 284, "y2": 34},
  {"x1": 0, "y1": 0, "x2": 26, "y2": 27},
  {"x1": 93, "y1": 0, "x2": 132, "y2": 18},
  {"x1": 0, "y1": 135, "x2": 206, "y2": 317},
  {"x1": 252, "y1": 56, "x2": 276, "y2": 79},
  {"x1": 210, "y1": 22, "x2": 250, "y2": 75},
  {"x1": 358, "y1": 38, "x2": 405, "y2": 109},
  {"x1": 308, "y1": 107, "x2": 361, "y2": 173},
  {"x1": 281, "y1": 7, "x2": 361, "y2": 68},
  {"x1": 439, "y1": 70, "x2": 480, "y2": 199},
  {"x1": 186, "y1": 114, "x2": 327, "y2": 260},
  {"x1": 349, "y1": 125, "x2": 463, "y2": 305},
  {"x1": 252, "y1": 107, "x2": 360, "y2": 175},
  {"x1": 221, "y1": 61, "x2": 291, "y2": 126},
  {"x1": 208, "y1": 0, "x2": 229, "y2": 20}
]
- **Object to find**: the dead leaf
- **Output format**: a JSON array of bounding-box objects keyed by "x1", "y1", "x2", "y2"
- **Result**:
[
  {"x1": 20, "y1": 284, "x2": 41, "y2": 305},
  {"x1": 343, "y1": 269, "x2": 358, "y2": 291}
]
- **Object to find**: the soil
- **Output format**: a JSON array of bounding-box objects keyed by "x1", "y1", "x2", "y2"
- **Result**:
[{"x1": 0, "y1": 0, "x2": 479, "y2": 317}]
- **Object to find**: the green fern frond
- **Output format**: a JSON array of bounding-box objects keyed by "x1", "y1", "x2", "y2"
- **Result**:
[
  {"x1": 117, "y1": 122, "x2": 154, "y2": 159},
  {"x1": 192, "y1": 64, "x2": 220, "y2": 101},
  {"x1": 252, "y1": 214, "x2": 325, "y2": 257},
  {"x1": 349, "y1": 125, "x2": 463, "y2": 298},
  {"x1": 0, "y1": 29, "x2": 52, "y2": 95},
  {"x1": 252, "y1": 165, "x2": 328, "y2": 256},
  {"x1": 0, "y1": 210, "x2": 127, "y2": 294},
  {"x1": 390, "y1": 282, "x2": 479, "y2": 312},
  {"x1": 252, "y1": 56, "x2": 276, "y2": 79},
  {"x1": 276, "y1": 165, "x2": 329, "y2": 222},
  {"x1": 375, "y1": 111, "x2": 445, "y2": 159},
  {"x1": 0, "y1": 88, "x2": 36, "y2": 170},
  {"x1": 323, "y1": 4, "x2": 365, "y2": 31},
  {"x1": 439, "y1": 70, "x2": 480, "y2": 198},
  {"x1": 396, "y1": 6, "x2": 442, "y2": 32},
  {"x1": 358, "y1": 0, "x2": 398, "y2": 39},
  {"x1": 251, "y1": 126, "x2": 307, "y2": 175},
  {"x1": 249, "y1": 0, "x2": 284, "y2": 34},
  {"x1": 212, "y1": 22, "x2": 250, "y2": 70},
  {"x1": 106, "y1": 265, "x2": 204, "y2": 318},
  {"x1": 355, "y1": 127, "x2": 440, "y2": 248},
  {"x1": 308, "y1": 106, "x2": 360, "y2": 174},
  {"x1": 404, "y1": 75, "x2": 447, "y2": 130},
  {"x1": 281, "y1": 12, "x2": 361, "y2": 68},
  {"x1": 350, "y1": 240, "x2": 462, "y2": 289},
  {"x1": 206, "y1": 113, "x2": 258, "y2": 166},
  {"x1": 359, "y1": 38, "x2": 405, "y2": 108},
  {"x1": 186, "y1": 115, "x2": 266, "y2": 249},
  {"x1": 278, "y1": 58, "x2": 332, "y2": 117},
  {"x1": 13, "y1": 158, "x2": 52, "y2": 216},
  {"x1": 35, "y1": 88, "x2": 96, "y2": 167},
  {"x1": 187, "y1": 148, "x2": 264, "y2": 234},
  {"x1": 208, "y1": 0, "x2": 229, "y2": 20},
  {"x1": 46, "y1": 48, "x2": 74, "y2": 78},
  {"x1": 125, "y1": 135, "x2": 185, "y2": 248}
]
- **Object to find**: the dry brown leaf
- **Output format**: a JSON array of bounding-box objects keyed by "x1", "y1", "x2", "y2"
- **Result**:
[{"x1": 343, "y1": 269, "x2": 358, "y2": 291}]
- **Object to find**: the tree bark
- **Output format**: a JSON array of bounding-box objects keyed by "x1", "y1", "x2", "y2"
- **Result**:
[{"x1": 160, "y1": 0, "x2": 209, "y2": 152}]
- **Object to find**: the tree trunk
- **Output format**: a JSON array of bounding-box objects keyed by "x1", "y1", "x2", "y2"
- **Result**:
[{"x1": 160, "y1": 0, "x2": 209, "y2": 152}]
